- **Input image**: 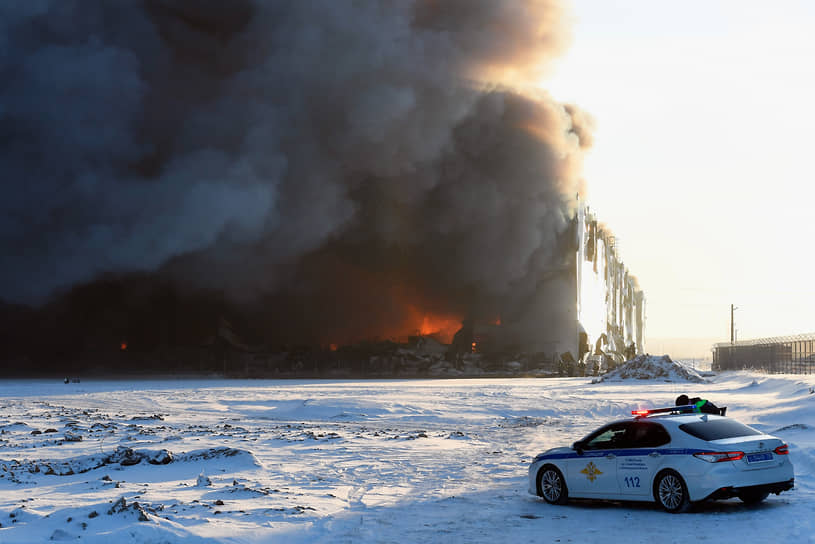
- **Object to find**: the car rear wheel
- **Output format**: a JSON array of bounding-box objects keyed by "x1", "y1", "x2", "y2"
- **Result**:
[
  {"x1": 537, "y1": 465, "x2": 568, "y2": 505},
  {"x1": 654, "y1": 470, "x2": 691, "y2": 513},
  {"x1": 737, "y1": 490, "x2": 769, "y2": 505}
]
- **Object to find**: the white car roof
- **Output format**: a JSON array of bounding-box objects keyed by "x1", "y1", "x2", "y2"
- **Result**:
[
  {"x1": 597, "y1": 413, "x2": 727, "y2": 428},
  {"x1": 640, "y1": 413, "x2": 726, "y2": 427}
]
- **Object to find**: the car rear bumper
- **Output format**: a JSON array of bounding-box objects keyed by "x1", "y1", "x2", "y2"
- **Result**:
[
  {"x1": 704, "y1": 478, "x2": 794, "y2": 501},
  {"x1": 685, "y1": 455, "x2": 794, "y2": 501}
]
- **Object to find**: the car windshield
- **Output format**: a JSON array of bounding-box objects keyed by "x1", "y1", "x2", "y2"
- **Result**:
[{"x1": 679, "y1": 419, "x2": 762, "y2": 441}]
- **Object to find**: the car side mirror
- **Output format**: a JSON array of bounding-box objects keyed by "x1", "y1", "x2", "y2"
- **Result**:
[{"x1": 572, "y1": 441, "x2": 584, "y2": 455}]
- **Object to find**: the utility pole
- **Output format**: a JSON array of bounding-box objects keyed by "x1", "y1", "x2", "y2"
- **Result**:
[{"x1": 730, "y1": 304, "x2": 738, "y2": 344}]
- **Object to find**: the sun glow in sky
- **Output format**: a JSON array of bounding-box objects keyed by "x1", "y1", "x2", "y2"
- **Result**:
[{"x1": 544, "y1": 1, "x2": 815, "y2": 357}]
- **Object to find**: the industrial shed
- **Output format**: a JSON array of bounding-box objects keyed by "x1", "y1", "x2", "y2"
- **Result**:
[{"x1": 713, "y1": 333, "x2": 815, "y2": 374}]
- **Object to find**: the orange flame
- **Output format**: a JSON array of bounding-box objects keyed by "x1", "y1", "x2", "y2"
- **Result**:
[
  {"x1": 120, "y1": 342, "x2": 128, "y2": 351},
  {"x1": 416, "y1": 311, "x2": 461, "y2": 344},
  {"x1": 329, "y1": 343, "x2": 338, "y2": 352}
]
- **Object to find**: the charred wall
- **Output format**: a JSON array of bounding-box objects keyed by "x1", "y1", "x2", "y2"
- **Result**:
[{"x1": 576, "y1": 203, "x2": 645, "y2": 365}]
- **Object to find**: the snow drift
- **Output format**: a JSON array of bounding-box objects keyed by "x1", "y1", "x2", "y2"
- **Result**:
[{"x1": 0, "y1": 374, "x2": 814, "y2": 542}]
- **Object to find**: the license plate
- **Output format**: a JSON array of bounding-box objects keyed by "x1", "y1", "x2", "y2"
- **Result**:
[{"x1": 747, "y1": 452, "x2": 773, "y2": 463}]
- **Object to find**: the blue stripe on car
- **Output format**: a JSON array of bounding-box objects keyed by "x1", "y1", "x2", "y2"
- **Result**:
[{"x1": 533, "y1": 448, "x2": 707, "y2": 462}]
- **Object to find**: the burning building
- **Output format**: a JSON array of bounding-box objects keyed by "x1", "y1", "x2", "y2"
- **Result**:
[{"x1": 0, "y1": 1, "x2": 644, "y2": 375}]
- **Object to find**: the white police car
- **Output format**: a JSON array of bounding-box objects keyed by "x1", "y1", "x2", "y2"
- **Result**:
[{"x1": 528, "y1": 405, "x2": 794, "y2": 512}]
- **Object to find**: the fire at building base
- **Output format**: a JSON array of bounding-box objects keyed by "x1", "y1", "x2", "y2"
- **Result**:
[{"x1": 0, "y1": 202, "x2": 644, "y2": 379}]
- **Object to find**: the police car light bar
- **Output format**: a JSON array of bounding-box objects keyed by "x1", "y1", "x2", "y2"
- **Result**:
[{"x1": 632, "y1": 405, "x2": 697, "y2": 417}]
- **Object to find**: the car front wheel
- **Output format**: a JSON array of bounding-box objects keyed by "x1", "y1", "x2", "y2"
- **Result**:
[
  {"x1": 654, "y1": 470, "x2": 691, "y2": 513},
  {"x1": 537, "y1": 465, "x2": 568, "y2": 505}
]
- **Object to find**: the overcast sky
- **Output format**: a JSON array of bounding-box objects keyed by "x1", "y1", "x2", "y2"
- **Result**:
[{"x1": 544, "y1": 0, "x2": 815, "y2": 350}]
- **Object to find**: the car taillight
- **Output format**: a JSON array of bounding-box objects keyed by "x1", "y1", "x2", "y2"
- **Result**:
[
  {"x1": 693, "y1": 451, "x2": 745, "y2": 463},
  {"x1": 774, "y1": 444, "x2": 789, "y2": 455}
]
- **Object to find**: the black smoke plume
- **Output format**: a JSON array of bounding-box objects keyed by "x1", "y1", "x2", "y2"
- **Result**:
[{"x1": 1, "y1": 0, "x2": 590, "y2": 354}]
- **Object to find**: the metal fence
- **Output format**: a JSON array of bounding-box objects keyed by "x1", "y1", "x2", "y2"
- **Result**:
[{"x1": 712, "y1": 333, "x2": 815, "y2": 374}]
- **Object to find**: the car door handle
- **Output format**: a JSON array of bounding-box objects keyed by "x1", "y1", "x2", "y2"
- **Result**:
[
  {"x1": 649, "y1": 451, "x2": 661, "y2": 457},
  {"x1": 605, "y1": 453, "x2": 616, "y2": 459}
]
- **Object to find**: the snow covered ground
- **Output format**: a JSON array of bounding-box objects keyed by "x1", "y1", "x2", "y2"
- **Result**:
[{"x1": 1, "y1": 367, "x2": 813, "y2": 543}]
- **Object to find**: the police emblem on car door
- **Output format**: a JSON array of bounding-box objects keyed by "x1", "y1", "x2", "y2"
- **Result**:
[{"x1": 567, "y1": 422, "x2": 625, "y2": 496}]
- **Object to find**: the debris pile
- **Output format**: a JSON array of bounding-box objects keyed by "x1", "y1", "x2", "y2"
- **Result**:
[
  {"x1": 592, "y1": 354, "x2": 706, "y2": 383},
  {"x1": 0, "y1": 447, "x2": 252, "y2": 478}
]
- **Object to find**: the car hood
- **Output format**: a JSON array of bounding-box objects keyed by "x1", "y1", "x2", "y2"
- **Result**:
[{"x1": 533, "y1": 446, "x2": 572, "y2": 461}]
